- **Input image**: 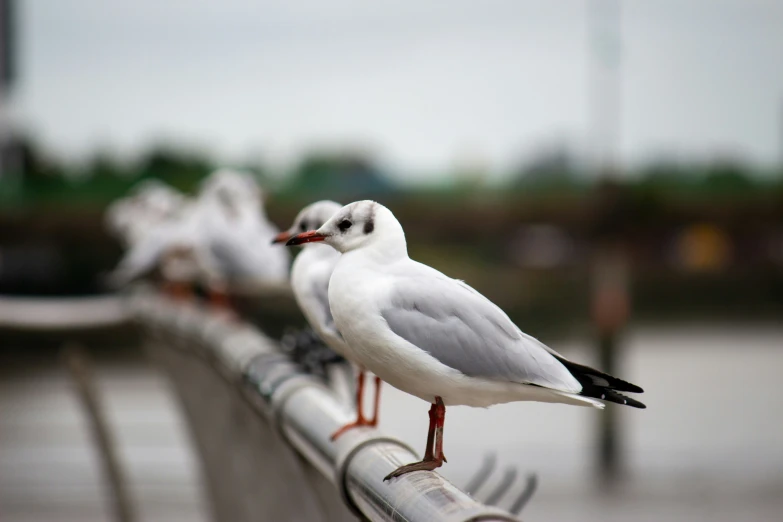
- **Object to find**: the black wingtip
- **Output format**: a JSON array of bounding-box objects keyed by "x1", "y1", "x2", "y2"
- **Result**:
[
  {"x1": 618, "y1": 394, "x2": 646, "y2": 409},
  {"x1": 550, "y1": 354, "x2": 645, "y2": 408},
  {"x1": 600, "y1": 390, "x2": 646, "y2": 409},
  {"x1": 621, "y1": 382, "x2": 644, "y2": 394},
  {"x1": 553, "y1": 355, "x2": 644, "y2": 395}
]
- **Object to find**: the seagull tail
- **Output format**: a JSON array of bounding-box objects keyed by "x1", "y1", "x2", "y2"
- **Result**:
[
  {"x1": 550, "y1": 391, "x2": 606, "y2": 409},
  {"x1": 584, "y1": 388, "x2": 646, "y2": 409},
  {"x1": 553, "y1": 356, "x2": 646, "y2": 409}
]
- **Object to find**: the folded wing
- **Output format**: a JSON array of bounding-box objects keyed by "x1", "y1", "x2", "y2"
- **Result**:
[{"x1": 380, "y1": 266, "x2": 582, "y2": 394}]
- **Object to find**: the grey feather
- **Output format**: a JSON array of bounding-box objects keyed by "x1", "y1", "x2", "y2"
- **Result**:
[{"x1": 380, "y1": 265, "x2": 581, "y2": 393}]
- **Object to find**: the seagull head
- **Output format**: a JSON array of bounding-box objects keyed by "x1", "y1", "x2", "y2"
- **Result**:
[
  {"x1": 106, "y1": 180, "x2": 186, "y2": 243},
  {"x1": 285, "y1": 200, "x2": 407, "y2": 258},
  {"x1": 272, "y1": 200, "x2": 343, "y2": 245},
  {"x1": 199, "y1": 169, "x2": 265, "y2": 213},
  {"x1": 130, "y1": 179, "x2": 186, "y2": 219}
]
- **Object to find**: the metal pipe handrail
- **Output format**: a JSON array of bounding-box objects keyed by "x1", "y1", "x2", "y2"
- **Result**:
[
  {"x1": 131, "y1": 290, "x2": 518, "y2": 522},
  {"x1": 0, "y1": 295, "x2": 131, "y2": 330}
]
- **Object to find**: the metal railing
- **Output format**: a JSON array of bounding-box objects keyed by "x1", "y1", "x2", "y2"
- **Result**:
[
  {"x1": 131, "y1": 289, "x2": 520, "y2": 522},
  {"x1": 0, "y1": 295, "x2": 130, "y2": 330}
]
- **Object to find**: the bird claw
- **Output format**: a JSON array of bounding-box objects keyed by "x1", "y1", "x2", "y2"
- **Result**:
[
  {"x1": 330, "y1": 418, "x2": 376, "y2": 440},
  {"x1": 383, "y1": 458, "x2": 444, "y2": 481}
]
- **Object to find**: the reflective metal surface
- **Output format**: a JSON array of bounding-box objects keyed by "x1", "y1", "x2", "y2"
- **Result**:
[
  {"x1": 344, "y1": 440, "x2": 516, "y2": 522},
  {"x1": 0, "y1": 295, "x2": 130, "y2": 329}
]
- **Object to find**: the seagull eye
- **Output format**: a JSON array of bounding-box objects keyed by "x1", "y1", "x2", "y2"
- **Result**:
[
  {"x1": 338, "y1": 220, "x2": 352, "y2": 231},
  {"x1": 299, "y1": 221, "x2": 308, "y2": 232}
]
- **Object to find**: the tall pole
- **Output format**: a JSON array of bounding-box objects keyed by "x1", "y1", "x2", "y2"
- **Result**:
[
  {"x1": 779, "y1": 98, "x2": 783, "y2": 175},
  {"x1": 0, "y1": 0, "x2": 17, "y2": 191},
  {"x1": 588, "y1": 0, "x2": 627, "y2": 486},
  {"x1": 588, "y1": 0, "x2": 622, "y2": 175}
]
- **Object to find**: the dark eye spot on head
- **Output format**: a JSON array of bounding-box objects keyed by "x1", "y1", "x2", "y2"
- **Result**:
[
  {"x1": 299, "y1": 221, "x2": 308, "y2": 232},
  {"x1": 338, "y1": 219, "x2": 352, "y2": 232},
  {"x1": 363, "y1": 202, "x2": 377, "y2": 234}
]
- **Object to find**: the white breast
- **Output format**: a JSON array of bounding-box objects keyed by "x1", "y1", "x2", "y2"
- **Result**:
[{"x1": 291, "y1": 245, "x2": 347, "y2": 356}]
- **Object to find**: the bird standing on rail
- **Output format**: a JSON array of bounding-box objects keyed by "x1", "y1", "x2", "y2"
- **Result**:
[
  {"x1": 273, "y1": 200, "x2": 383, "y2": 439},
  {"x1": 196, "y1": 169, "x2": 290, "y2": 305},
  {"x1": 105, "y1": 179, "x2": 186, "y2": 247},
  {"x1": 107, "y1": 170, "x2": 289, "y2": 307},
  {"x1": 285, "y1": 201, "x2": 645, "y2": 480},
  {"x1": 106, "y1": 194, "x2": 222, "y2": 300}
]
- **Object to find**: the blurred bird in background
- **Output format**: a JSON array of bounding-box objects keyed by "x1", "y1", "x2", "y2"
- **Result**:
[
  {"x1": 197, "y1": 169, "x2": 290, "y2": 306},
  {"x1": 105, "y1": 179, "x2": 186, "y2": 248},
  {"x1": 105, "y1": 170, "x2": 290, "y2": 309},
  {"x1": 105, "y1": 183, "x2": 219, "y2": 301}
]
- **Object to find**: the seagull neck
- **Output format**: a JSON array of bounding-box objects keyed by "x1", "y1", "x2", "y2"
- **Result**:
[
  {"x1": 305, "y1": 243, "x2": 337, "y2": 256},
  {"x1": 355, "y1": 237, "x2": 408, "y2": 265}
]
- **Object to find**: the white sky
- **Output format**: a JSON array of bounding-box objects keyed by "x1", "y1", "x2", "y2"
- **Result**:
[{"x1": 10, "y1": 0, "x2": 783, "y2": 182}]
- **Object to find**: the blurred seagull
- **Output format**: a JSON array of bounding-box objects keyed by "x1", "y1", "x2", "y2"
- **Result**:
[
  {"x1": 285, "y1": 201, "x2": 645, "y2": 480},
  {"x1": 196, "y1": 169, "x2": 290, "y2": 303},
  {"x1": 107, "y1": 170, "x2": 290, "y2": 307},
  {"x1": 105, "y1": 179, "x2": 186, "y2": 247},
  {"x1": 107, "y1": 197, "x2": 222, "y2": 300},
  {"x1": 273, "y1": 201, "x2": 383, "y2": 438}
]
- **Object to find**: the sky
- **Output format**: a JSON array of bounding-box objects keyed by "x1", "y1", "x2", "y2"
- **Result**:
[{"x1": 9, "y1": 0, "x2": 783, "y2": 182}]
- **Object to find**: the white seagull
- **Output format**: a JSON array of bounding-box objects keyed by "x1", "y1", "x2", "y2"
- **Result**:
[
  {"x1": 105, "y1": 179, "x2": 186, "y2": 247},
  {"x1": 108, "y1": 170, "x2": 290, "y2": 306},
  {"x1": 107, "y1": 197, "x2": 222, "y2": 299},
  {"x1": 285, "y1": 200, "x2": 645, "y2": 480},
  {"x1": 197, "y1": 169, "x2": 290, "y2": 297},
  {"x1": 273, "y1": 201, "x2": 383, "y2": 439}
]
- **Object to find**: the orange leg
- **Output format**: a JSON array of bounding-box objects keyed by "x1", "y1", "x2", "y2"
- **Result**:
[
  {"x1": 209, "y1": 286, "x2": 232, "y2": 312},
  {"x1": 368, "y1": 375, "x2": 382, "y2": 426},
  {"x1": 164, "y1": 281, "x2": 192, "y2": 301},
  {"x1": 384, "y1": 397, "x2": 447, "y2": 481},
  {"x1": 331, "y1": 371, "x2": 383, "y2": 440}
]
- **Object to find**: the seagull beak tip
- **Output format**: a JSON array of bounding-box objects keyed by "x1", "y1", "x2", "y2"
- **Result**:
[{"x1": 285, "y1": 230, "x2": 326, "y2": 246}]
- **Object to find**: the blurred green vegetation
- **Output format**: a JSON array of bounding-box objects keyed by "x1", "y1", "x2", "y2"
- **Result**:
[
  {"x1": 1, "y1": 136, "x2": 782, "y2": 334},
  {"x1": 1, "y1": 135, "x2": 781, "y2": 210}
]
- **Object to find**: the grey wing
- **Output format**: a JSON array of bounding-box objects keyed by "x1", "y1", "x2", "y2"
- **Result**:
[{"x1": 380, "y1": 270, "x2": 581, "y2": 393}]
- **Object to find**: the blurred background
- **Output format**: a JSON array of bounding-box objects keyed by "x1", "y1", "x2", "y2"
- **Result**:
[{"x1": 1, "y1": 1, "x2": 782, "y2": 521}]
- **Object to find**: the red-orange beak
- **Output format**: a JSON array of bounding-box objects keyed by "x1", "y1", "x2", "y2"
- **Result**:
[
  {"x1": 285, "y1": 230, "x2": 327, "y2": 246},
  {"x1": 271, "y1": 231, "x2": 292, "y2": 244}
]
